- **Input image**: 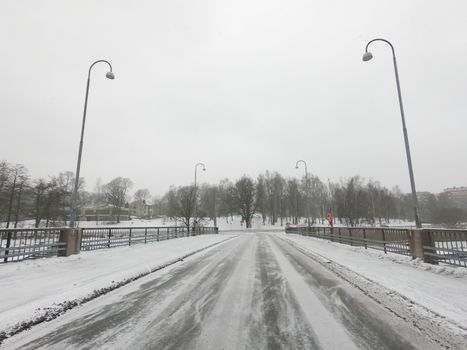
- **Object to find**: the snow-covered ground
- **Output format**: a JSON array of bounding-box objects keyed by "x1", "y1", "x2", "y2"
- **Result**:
[
  {"x1": 280, "y1": 233, "x2": 467, "y2": 330},
  {"x1": 2, "y1": 230, "x2": 466, "y2": 349},
  {"x1": 1, "y1": 215, "x2": 420, "y2": 230},
  {"x1": 0, "y1": 234, "x2": 235, "y2": 338},
  {"x1": 78, "y1": 216, "x2": 286, "y2": 231},
  {"x1": 4, "y1": 231, "x2": 465, "y2": 349}
]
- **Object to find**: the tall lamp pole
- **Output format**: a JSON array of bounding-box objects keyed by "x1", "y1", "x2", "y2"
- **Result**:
[
  {"x1": 362, "y1": 39, "x2": 421, "y2": 228},
  {"x1": 295, "y1": 160, "x2": 310, "y2": 227},
  {"x1": 193, "y1": 162, "x2": 206, "y2": 233},
  {"x1": 69, "y1": 60, "x2": 115, "y2": 228}
]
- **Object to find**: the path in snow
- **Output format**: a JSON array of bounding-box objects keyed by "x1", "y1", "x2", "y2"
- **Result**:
[{"x1": 5, "y1": 232, "x2": 461, "y2": 350}]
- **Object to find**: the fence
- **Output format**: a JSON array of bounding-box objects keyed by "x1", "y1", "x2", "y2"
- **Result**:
[
  {"x1": 0, "y1": 226, "x2": 218, "y2": 263},
  {"x1": 422, "y1": 228, "x2": 467, "y2": 267},
  {"x1": 80, "y1": 226, "x2": 218, "y2": 251},
  {"x1": 287, "y1": 226, "x2": 410, "y2": 256},
  {"x1": 286, "y1": 226, "x2": 467, "y2": 267},
  {"x1": 0, "y1": 228, "x2": 66, "y2": 263}
]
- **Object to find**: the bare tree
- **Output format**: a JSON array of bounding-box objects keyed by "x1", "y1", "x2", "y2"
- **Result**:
[
  {"x1": 163, "y1": 186, "x2": 178, "y2": 220},
  {"x1": 174, "y1": 185, "x2": 196, "y2": 229},
  {"x1": 5, "y1": 165, "x2": 28, "y2": 228},
  {"x1": 200, "y1": 184, "x2": 218, "y2": 226},
  {"x1": 234, "y1": 176, "x2": 256, "y2": 228},
  {"x1": 255, "y1": 175, "x2": 267, "y2": 224},
  {"x1": 13, "y1": 169, "x2": 29, "y2": 227},
  {"x1": 32, "y1": 179, "x2": 49, "y2": 228},
  {"x1": 218, "y1": 179, "x2": 236, "y2": 222},
  {"x1": 103, "y1": 177, "x2": 133, "y2": 223}
]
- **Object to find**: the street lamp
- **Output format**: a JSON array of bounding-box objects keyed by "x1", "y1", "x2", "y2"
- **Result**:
[
  {"x1": 69, "y1": 60, "x2": 115, "y2": 228},
  {"x1": 193, "y1": 162, "x2": 206, "y2": 233},
  {"x1": 295, "y1": 160, "x2": 310, "y2": 227},
  {"x1": 362, "y1": 38, "x2": 421, "y2": 228}
]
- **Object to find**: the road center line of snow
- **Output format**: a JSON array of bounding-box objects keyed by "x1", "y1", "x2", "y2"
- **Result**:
[{"x1": 266, "y1": 234, "x2": 358, "y2": 350}]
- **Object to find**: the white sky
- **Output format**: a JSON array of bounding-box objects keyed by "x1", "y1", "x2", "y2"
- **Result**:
[{"x1": 1, "y1": 0, "x2": 466, "y2": 196}]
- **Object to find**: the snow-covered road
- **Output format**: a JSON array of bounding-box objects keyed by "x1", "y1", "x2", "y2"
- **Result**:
[{"x1": 5, "y1": 232, "x2": 466, "y2": 349}]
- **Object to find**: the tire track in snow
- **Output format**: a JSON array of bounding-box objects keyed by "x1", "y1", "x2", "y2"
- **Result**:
[
  {"x1": 193, "y1": 234, "x2": 257, "y2": 349},
  {"x1": 265, "y1": 234, "x2": 359, "y2": 350},
  {"x1": 5, "y1": 235, "x2": 245, "y2": 350},
  {"x1": 248, "y1": 233, "x2": 321, "y2": 349},
  {"x1": 269, "y1": 234, "x2": 450, "y2": 350},
  {"x1": 276, "y1": 234, "x2": 467, "y2": 350}
]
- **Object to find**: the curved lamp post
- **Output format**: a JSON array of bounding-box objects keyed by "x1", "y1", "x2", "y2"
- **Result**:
[
  {"x1": 362, "y1": 39, "x2": 421, "y2": 228},
  {"x1": 193, "y1": 162, "x2": 206, "y2": 233},
  {"x1": 295, "y1": 160, "x2": 310, "y2": 227},
  {"x1": 69, "y1": 60, "x2": 115, "y2": 228}
]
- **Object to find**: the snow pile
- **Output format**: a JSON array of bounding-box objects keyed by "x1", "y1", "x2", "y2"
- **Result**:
[
  {"x1": 280, "y1": 232, "x2": 467, "y2": 330},
  {"x1": 341, "y1": 243, "x2": 467, "y2": 278}
]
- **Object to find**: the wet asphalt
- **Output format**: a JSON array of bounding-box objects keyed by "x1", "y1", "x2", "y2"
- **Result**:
[{"x1": 6, "y1": 233, "x2": 442, "y2": 350}]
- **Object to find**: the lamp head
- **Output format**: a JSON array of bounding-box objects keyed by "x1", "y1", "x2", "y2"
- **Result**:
[
  {"x1": 295, "y1": 166, "x2": 299, "y2": 169},
  {"x1": 106, "y1": 71, "x2": 115, "y2": 79},
  {"x1": 362, "y1": 51, "x2": 373, "y2": 62},
  {"x1": 202, "y1": 167, "x2": 206, "y2": 171}
]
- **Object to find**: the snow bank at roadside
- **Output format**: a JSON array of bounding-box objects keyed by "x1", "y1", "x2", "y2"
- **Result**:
[
  {"x1": 279, "y1": 233, "x2": 467, "y2": 329},
  {"x1": 0, "y1": 234, "x2": 236, "y2": 336}
]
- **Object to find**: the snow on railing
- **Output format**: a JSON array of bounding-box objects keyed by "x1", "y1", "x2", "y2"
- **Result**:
[
  {"x1": 80, "y1": 226, "x2": 218, "y2": 251},
  {"x1": 0, "y1": 228, "x2": 66, "y2": 263},
  {"x1": 0, "y1": 226, "x2": 218, "y2": 263},
  {"x1": 286, "y1": 226, "x2": 467, "y2": 267},
  {"x1": 423, "y1": 228, "x2": 467, "y2": 267}
]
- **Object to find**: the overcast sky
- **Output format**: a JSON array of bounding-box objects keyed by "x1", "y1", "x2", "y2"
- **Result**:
[{"x1": 1, "y1": 0, "x2": 466, "y2": 197}]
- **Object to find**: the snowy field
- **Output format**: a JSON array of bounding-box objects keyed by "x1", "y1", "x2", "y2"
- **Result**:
[
  {"x1": 77, "y1": 215, "x2": 286, "y2": 231},
  {"x1": 1, "y1": 215, "x2": 417, "y2": 230}
]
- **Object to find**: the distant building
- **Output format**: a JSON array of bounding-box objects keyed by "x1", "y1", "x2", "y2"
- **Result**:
[
  {"x1": 130, "y1": 201, "x2": 153, "y2": 219},
  {"x1": 439, "y1": 186, "x2": 467, "y2": 209},
  {"x1": 79, "y1": 206, "x2": 131, "y2": 222}
]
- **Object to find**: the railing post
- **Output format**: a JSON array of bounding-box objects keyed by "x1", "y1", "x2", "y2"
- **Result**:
[
  {"x1": 363, "y1": 228, "x2": 367, "y2": 249},
  {"x1": 79, "y1": 228, "x2": 84, "y2": 250},
  {"x1": 167, "y1": 227, "x2": 170, "y2": 240},
  {"x1": 108, "y1": 228, "x2": 111, "y2": 248},
  {"x1": 3, "y1": 230, "x2": 12, "y2": 263},
  {"x1": 58, "y1": 228, "x2": 82, "y2": 257},
  {"x1": 129, "y1": 228, "x2": 132, "y2": 246},
  {"x1": 157, "y1": 228, "x2": 160, "y2": 241},
  {"x1": 421, "y1": 229, "x2": 438, "y2": 264},
  {"x1": 409, "y1": 229, "x2": 433, "y2": 262},
  {"x1": 349, "y1": 228, "x2": 353, "y2": 246},
  {"x1": 144, "y1": 228, "x2": 147, "y2": 244},
  {"x1": 382, "y1": 229, "x2": 387, "y2": 253}
]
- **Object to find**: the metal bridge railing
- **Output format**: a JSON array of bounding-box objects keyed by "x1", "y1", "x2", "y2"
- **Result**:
[
  {"x1": 0, "y1": 228, "x2": 66, "y2": 263},
  {"x1": 287, "y1": 226, "x2": 467, "y2": 267},
  {"x1": 422, "y1": 228, "x2": 467, "y2": 267},
  {"x1": 0, "y1": 226, "x2": 218, "y2": 263},
  {"x1": 80, "y1": 226, "x2": 218, "y2": 251},
  {"x1": 287, "y1": 226, "x2": 412, "y2": 257}
]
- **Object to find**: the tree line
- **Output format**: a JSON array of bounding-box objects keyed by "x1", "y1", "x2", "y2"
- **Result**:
[
  {"x1": 157, "y1": 171, "x2": 467, "y2": 228},
  {"x1": 1, "y1": 160, "x2": 466, "y2": 228},
  {"x1": 0, "y1": 161, "x2": 133, "y2": 227}
]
